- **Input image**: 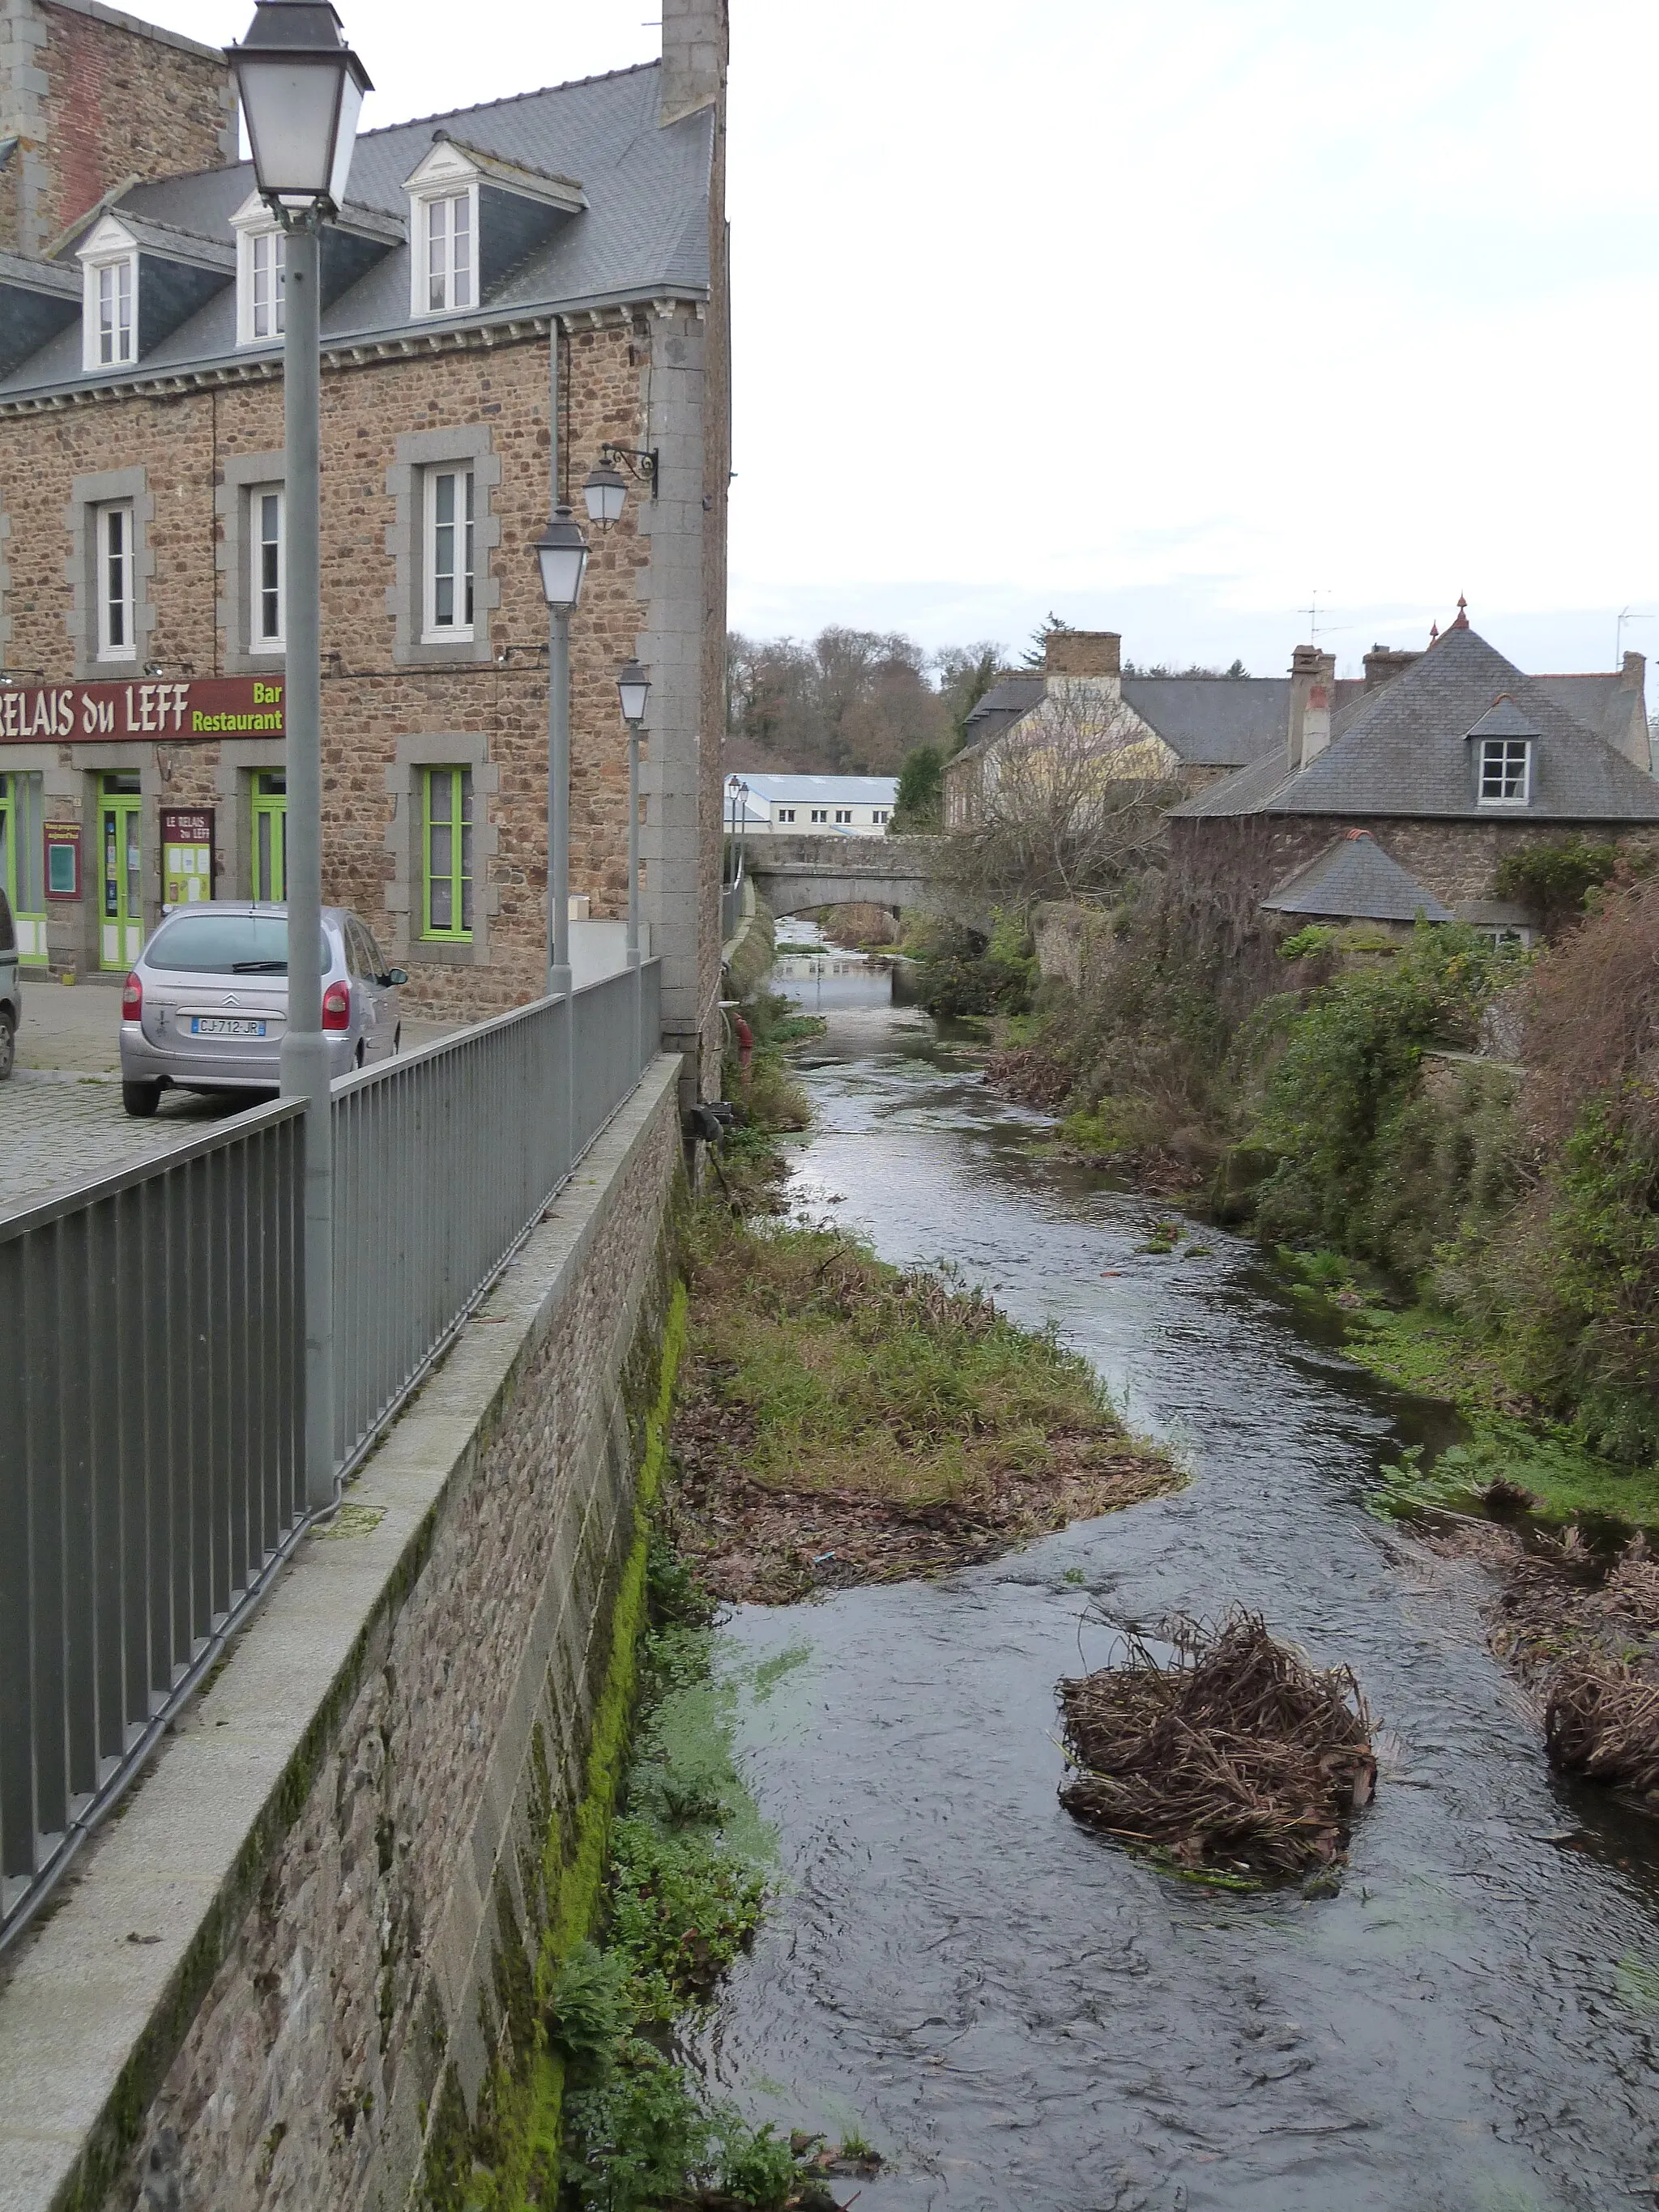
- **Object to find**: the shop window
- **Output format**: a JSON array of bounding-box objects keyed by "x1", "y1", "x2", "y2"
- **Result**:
[
  {"x1": 97, "y1": 503, "x2": 137, "y2": 662},
  {"x1": 0, "y1": 772, "x2": 47, "y2": 962},
  {"x1": 423, "y1": 466, "x2": 475, "y2": 641},
  {"x1": 251, "y1": 488, "x2": 285, "y2": 650},
  {"x1": 421, "y1": 766, "x2": 474, "y2": 940}
]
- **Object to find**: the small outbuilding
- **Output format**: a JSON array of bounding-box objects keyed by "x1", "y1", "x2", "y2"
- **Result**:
[{"x1": 1260, "y1": 829, "x2": 1454, "y2": 936}]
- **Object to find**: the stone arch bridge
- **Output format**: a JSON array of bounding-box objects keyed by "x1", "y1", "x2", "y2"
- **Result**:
[{"x1": 744, "y1": 833, "x2": 951, "y2": 918}]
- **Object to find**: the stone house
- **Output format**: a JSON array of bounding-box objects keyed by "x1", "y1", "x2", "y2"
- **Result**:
[
  {"x1": 942, "y1": 629, "x2": 1303, "y2": 828},
  {"x1": 0, "y1": 0, "x2": 729, "y2": 1086},
  {"x1": 1167, "y1": 612, "x2": 1659, "y2": 973}
]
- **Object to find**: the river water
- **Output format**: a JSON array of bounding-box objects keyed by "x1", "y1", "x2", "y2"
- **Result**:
[{"x1": 699, "y1": 936, "x2": 1659, "y2": 2212}]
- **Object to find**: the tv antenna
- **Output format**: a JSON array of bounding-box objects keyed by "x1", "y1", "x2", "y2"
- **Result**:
[
  {"x1": 1615, "y1": 606, "x2": 1651, "y2": 663},
  {"x1": 1299, "y1": 590, "x2": 1329, "y2": 642}
]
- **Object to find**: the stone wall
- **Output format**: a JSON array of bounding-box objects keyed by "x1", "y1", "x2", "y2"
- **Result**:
[
  {"x1": 0, "y1": 1055, "x2": 687, "y2": 2212},
  {"x1": 0, "y1": 317, "x2": 701, "y2": 1023},
  {"x1": 2, "y1": 0, "x2": 235, "y2": 258},
  {"x1": 1167, "y1": 810, "x2": 1659, "y2": 1009}
]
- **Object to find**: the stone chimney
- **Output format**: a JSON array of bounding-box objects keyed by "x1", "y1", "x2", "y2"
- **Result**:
[
  {"x1": 1287, "y1": 644, "x2": 1337, "y2": 769},
  {"x1": 660, "y1": 0, "x2": 728, "y2": 126},
  {"x1": 1363, "y1": 645, "x2": 1421, "y2": 691},
  {"x1": 1044, "y1": 630, "x2": 1120, "y2": 679},
  {"x1": 2, "y1": 0, "x2": 236, "y2": 258}
]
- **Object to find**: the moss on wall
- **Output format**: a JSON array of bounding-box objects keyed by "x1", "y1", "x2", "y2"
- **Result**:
[{"x1": 417, "y1": 1279, "x2": 689, "y2": 2210}]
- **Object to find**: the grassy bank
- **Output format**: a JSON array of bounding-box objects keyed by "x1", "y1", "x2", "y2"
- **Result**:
[{"x1": 672, "y1": 1205, "x2": 1178, "y2": 1604}]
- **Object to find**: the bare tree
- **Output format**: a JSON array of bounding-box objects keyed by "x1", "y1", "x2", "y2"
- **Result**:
[{"x1": 945, "y1": 684, "x2": 1182, "y2": 908}]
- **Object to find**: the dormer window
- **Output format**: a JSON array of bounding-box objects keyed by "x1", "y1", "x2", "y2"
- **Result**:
[
  {"x1": 403, "y1": 134, "x2": 586, "y2": 323},
  {"x1": 1478, "y1": 737, "x2": 1531, "y2": 805},
  {"x1": 78, "y1": 219, "x2": 139, "y2": 371},
  {"x1": 1467, "y1": 696, "x2": 1538, "y2": 808},
  {"x1": 232, "y1": 196, "x2": 288, "y2": 345},
  {"x1": 424, "y1": 191, "x2": 473, "y2": 313},
  {"x1": 251, "y1": 230, "x2": 285, "y2": 338}
]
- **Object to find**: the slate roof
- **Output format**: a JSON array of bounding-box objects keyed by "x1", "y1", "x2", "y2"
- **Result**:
[
  {"x1": 954, "y1": 676, "x2": 1047, "y2": 762},
  {"x1": 1120, "y1": 676, "x2": 1292, "y2": 767},
  {"x1": 1260, "y1": 830, "x2": 1454, "y2": 923},
  {"x1": 1171, "y1": 623, "x2": 1659, "y2": 823},
  {"x1": 0, "y1": 62, "x2": 712, "y2": 399},
  {"x1": 1535, "y1": 673, "x2": 1650, "y2": 766}
]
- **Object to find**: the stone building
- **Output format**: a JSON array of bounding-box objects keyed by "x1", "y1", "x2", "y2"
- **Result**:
[
  {"x1": 1167, "y1": 612, "x2": 1659, "y2": 970},
  {"x1": 0, "y1": 0, "x2": 729, "y2": 1088},
  {"x1": 942, "y1": 629, "x2": 1302, "y2": 827}
]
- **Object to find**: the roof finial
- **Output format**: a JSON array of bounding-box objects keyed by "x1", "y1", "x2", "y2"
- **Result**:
[
  {"x1": 1452, "y1": 594, "x2": 1469, "y2": 630},
  {"x1": 1429, "y1": 620, "x2": 1439, "y2": 643}
]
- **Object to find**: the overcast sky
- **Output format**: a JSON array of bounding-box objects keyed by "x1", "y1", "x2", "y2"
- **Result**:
[{"x1": 141, "y1": 1, "x2": 1659, "y2": 684}]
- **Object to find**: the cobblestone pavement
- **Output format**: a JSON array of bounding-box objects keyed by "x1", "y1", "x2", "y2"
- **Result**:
[
  {"x1": 2, "y1": 978, "x2": 462, "y2": 1211},
  {"x1": 0, "y1": 1071, "x2": 249, "y2": 1210}
]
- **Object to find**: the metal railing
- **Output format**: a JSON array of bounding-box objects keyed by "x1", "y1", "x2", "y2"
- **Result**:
[
  {"x1": 0, "y1": 1104, "x2": 305, "y2": 1938},
  {"x1": 0, "y1": 958, "x2": 662, "y2": 1948},
  {"x1": 721, "y1": 875, "x2": 748, "y2": 947}
]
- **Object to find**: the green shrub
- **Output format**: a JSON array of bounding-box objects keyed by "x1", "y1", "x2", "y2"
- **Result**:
[
  {"x1": 1249, "y1": 925, "x2": 1525, "y2": 1256},
  {"x1": 1491, "y1": 835, "x2": 1620, "y2": 936}
]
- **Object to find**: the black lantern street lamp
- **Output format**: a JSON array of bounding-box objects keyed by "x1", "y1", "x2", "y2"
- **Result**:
[{"x1": 228, "y1": 0, "x2": 371, "y2": 1512}]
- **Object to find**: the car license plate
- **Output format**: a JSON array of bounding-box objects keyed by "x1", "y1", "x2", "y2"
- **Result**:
[{"x1": 190, "y1": 1016, "x2": 267, "y2": 1038}]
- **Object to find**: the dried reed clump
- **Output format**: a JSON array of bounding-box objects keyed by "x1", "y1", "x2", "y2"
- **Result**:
[
  {"x1": 1522, "y1": 871, "x2": 1659, "y2": 1149},
  {"x1": 984, "y1": 1042, "x2": 1073, "y2": 1112},
  {"x1": 1058, "y1": 1611, "x2": 1376, "y2": 1882},
  {"x1": 1544, "y1": 1661, "x2": 1659, "y2": 1798}
]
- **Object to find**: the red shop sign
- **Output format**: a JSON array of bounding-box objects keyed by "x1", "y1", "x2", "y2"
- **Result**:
[{"x1": 0, "y1": 676, "x2": 284, "y2": 744}]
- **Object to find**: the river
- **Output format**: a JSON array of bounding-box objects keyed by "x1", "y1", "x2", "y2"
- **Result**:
[{"x1": 697, "y1": 933, "x2": 1659, "y2": 2212}]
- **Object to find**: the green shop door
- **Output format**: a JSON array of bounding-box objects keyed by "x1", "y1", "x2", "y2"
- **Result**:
[
  {"x1": 253, "y1": 772, "x2": 287, "y2": 901},
  {"x1": 100, "y1": 774, "x2": 143, "y2": 970},
  {"x1": 0, "y1": 771, "x2": 47, "y2": 963}
]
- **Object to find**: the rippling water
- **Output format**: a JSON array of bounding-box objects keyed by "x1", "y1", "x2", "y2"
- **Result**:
[{"x1": 701, "y1": 940, "x2": 1659, "y2": 2212}]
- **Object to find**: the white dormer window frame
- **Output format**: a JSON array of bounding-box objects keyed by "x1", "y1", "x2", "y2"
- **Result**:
[
  {"x1": 421, "y1": 187, "x2": 475, "y2": 315},
  {"x1": 403, "y1": 142, "x2": 482, "y2": 321},
  {"x1": 1478, "y1": 736, "x2": 1532, "y2": 806},
  {"x1": 78, "y1": 217, "x2": 139, "y2": 373},
  {"x1": 231, "y1": 194, "x2": 287, "y2": 347}
]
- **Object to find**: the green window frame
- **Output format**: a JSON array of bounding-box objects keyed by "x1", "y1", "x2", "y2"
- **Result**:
[
  {"x1": 0, "y1": 771, "x2": 48, "y2": 963},
  {"x1": 421, "y1": 765, "x2": 474, "y2": 940}
]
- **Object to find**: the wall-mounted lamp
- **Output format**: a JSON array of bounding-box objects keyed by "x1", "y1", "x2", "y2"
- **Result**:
[{"x1": 586, "y1": 442, "x2": 659, "y2": 524}]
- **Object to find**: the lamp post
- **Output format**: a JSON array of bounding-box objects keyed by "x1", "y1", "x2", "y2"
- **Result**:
[
  {"x1": 616, "y1": 661, "x2": 650, "y2": 1071},
  {"x1": 228, "y1": 0, "x2": 370, "y2": 1511},
  {"x1": 532, "y1": 506, "x2": 589, "y2": 1169}
]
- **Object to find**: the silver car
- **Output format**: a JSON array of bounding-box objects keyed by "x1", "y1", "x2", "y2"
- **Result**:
[
  {"x1": 0, "y1": 885, "x2": 17, "y2": 1082},
  {"x1": 119, "y1": 901, "x2": 406, "y2": 1118}
]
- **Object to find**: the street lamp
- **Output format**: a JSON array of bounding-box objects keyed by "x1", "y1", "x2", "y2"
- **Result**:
[
  {"x1": 531, "y1": 506, "x2": 589, "y2": 1004},
  {"x1": 616, "y1": 660, "x2": 650, "y2": 1069},
  {"x1": 228, "y1": 0, "x2": 371, "y2": 1512}
]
